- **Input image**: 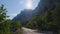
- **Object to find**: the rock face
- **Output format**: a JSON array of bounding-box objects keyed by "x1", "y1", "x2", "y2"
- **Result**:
[
  {"x1": 13, "y1": 9, "x2": 33, "y2": 24},
  {"x1": 13, "y1": 0, "x2": 60, "y2": 24}
]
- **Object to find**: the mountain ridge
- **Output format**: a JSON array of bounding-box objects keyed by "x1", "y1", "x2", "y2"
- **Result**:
[
  {"x1": 13, "y1": 0, "x2": 60, "y2": 25},
  {"x1": 12, "y1": 9, "x2": 33, "y2": 25}
]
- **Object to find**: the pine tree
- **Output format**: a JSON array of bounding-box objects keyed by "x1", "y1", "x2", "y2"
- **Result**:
[{"x1": 0, "y1": 4, "x2": 7, "y2": 23}]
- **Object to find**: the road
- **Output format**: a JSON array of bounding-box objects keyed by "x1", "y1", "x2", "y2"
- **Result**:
[{"x1": 21, "y1": 27, "x2": 53, "y2": 34}]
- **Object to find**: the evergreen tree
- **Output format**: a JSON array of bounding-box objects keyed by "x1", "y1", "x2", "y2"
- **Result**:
[{"x1": 0, "y1": 4, "x2": 7, "y2": 23}]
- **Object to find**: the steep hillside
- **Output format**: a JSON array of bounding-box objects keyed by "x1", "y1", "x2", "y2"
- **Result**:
[
  {"x1": 13, "y1": 0, "x2": 60, "y2": 25},
  {"x1": 13, "y1": 9, "x2": 33, "y2": 25}
]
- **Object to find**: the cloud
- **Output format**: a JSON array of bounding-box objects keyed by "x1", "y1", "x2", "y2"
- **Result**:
[
  {"x1": 8, "y1": 13, "x2": 17, "y2": 16},
  {"x1": 7, "y1": 13, "x2": 17, "y2": 19}
]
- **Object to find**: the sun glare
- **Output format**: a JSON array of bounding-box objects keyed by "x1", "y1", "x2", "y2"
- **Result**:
[
  {"x1": 26, "y1": 3, "x2": 32, "y2": 9},
  {"x1": 26, "y1": 0, "x2": 32, "y2": 9}
]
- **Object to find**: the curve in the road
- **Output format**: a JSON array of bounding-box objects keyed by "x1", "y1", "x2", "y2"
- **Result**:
[{"x1": 21, "y1": 27, "x2": 53, "y2": 34}]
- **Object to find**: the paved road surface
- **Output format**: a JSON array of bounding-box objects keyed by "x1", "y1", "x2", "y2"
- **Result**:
[{"x1": 21, "y1": 27, "x2": 53, "y2": 34}]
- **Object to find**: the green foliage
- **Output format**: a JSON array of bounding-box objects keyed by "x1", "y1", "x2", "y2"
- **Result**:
[
  {"x1": 25, "y1": 3, "x2": 60, "y2": 34},
  {"x1": 10, "y1": 21, "x2": 22, "y2": 34},
  {"x1": 0, "y1": 4, "x2": 22, "y2": 34},
  {"x1": 0, "y1": 4, "x2": 7, "y2": 22},
  {"x1": 26, "y1": 15, "x2": 42, "y2": 29},
  {"x1": 38, "y1": 3, "x2": 60, "y2": 31}
]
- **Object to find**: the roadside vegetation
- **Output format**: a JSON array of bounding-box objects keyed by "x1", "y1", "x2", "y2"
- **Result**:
[
  {"x1": 25, "y1": 3, "x2": 60, "y2": 34},
  {"x1": 0, "y1": 4, "x2": 22, "y2": 34}
]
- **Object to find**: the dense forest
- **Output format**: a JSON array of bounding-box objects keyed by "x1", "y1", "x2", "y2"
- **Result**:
[{"x1": 0, "y1": 5, "x2": 22, "y2": 34}]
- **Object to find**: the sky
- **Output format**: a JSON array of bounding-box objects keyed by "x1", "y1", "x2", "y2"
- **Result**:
[{"x1": 0, "y1": 0, "x2": 40, "y2": 19}]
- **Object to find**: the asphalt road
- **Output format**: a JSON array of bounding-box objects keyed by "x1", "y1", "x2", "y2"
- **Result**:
[{"x1": 21, "y1": 27, "x2": 53, "y2": 34}]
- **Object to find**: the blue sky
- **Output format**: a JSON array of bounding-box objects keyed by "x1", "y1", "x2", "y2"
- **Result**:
[{"x1": 0, "y1": 0, "x2": 40, "y2": 19}]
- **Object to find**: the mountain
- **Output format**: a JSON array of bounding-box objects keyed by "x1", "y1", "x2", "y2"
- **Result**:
[
  {"x1": 33, "y1": 0, "x2": 60, "y2": 16},
  {"x1": 13, "y1": 9, "x2": 33, "y2": 25},
  {"x1": 13, "y1": 0, "x2": 60, "y2": 25}
]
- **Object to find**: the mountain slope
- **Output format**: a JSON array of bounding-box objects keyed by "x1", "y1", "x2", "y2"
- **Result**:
[
  {"x1": 13, "y1": 9, "x2": 33, "y2": 25},
  {"x1": 13, "y1": 0, "x2": 60, "y2": 25}
]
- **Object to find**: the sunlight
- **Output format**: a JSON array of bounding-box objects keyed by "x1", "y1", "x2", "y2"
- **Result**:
[
  {"x1": 26, "y1": 2, "x2": 32, "y2": 9},
  {"x1": 26, "y1": 0, "x2": 32, "y2": 9}
]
